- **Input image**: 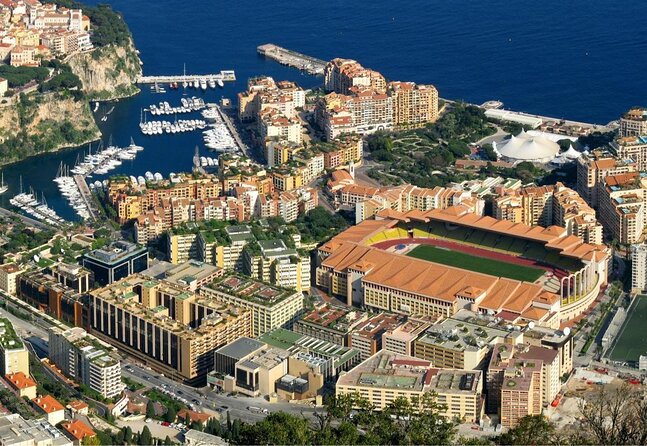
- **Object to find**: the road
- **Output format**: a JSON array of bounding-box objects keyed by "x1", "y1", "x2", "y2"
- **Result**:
[
  {"x1": 0, "y1": 206, "x2": 53, "y2": 231},
  {"x1": 0, "y1": 291, "x2": 322, "y2": 425},
  {"x1": 120, "y1": 362, "x2": 320, "y2": 424}
]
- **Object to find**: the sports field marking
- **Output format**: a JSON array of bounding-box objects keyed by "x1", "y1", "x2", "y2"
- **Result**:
[
  {"x1": 608, "y1": 295, "x2": 647, "y2": 363},
  {"x1": 407, "y1": 244, "x2": 545, "y2": 282}
]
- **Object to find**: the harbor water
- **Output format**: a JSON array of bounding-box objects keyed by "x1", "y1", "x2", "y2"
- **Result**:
[{"x1": 2, "y1": 0, "x2": 647, "y2": 220}]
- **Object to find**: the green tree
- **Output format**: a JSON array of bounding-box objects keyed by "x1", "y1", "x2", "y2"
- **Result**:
[
  {"x1": 146, "y1": 400, "x2": 155, "y2": 419},
  {"x1": 163, "y1": 436, "x2": 172, "y2": 446},
  {"x1": 239, "y1": 412, "x2": 311, "y2": 445},
  {"x1": 164, "y1": 406, "x2": 176, "y2": 423},
  {"x1": 124, "y1": 427, "x2": 133, "y2": 444},
  {"x1": 138, "y1": 426, "x2": 152, "y2": 446},
  {"x1": 494, "y1": 415, "x2": 555, "y2": 445},
  {"x1": 82, "y1": 435, "x2": 102, "y2": 446}
]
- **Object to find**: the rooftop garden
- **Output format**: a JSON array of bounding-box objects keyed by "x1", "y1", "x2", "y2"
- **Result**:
[{"x1": 0, "y1": 318, "x2": 22, "y2": 349}]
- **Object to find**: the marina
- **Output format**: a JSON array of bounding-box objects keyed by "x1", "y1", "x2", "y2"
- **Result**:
[
  {"x1": 202, "y1": 105, "x2": 239, "y2": 152},
  {"x1": 257, "y1": 43, "x2": 326, "y2": 75},
  {"x1": 70, "y1": 139, "x2": 145, "y2": 177},
  {"x1": 9, "y1": 187, "x2": 64, "y2": 226},
  {"x1": 139, "y1": 119, "x2": 207, "y2": 135},
  {"x1": 147, "y1": 97, "x2": 205, "y2": 115}
]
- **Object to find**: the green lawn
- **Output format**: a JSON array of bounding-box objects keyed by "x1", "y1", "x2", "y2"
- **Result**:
[
  {"x1": 608, "y1": 296, "x2": 647, "y2": 363},
  {"x1": 407, "y1": 245, "x2": 545, "y2": 282}
]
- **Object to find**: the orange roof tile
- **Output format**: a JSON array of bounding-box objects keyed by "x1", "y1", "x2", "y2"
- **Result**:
[
  {"x1": 5, "y1": 372, "x2": 36, "y2": 390},
  {"x1": 61, "y1": 419, "x2": 95, "y2": 441},
  {"x1": 32, "y1": 395, "x2": 64, "y2": 413}
]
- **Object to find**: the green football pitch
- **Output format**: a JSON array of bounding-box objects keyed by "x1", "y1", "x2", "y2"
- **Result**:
[
  {"x1": 608, "y1": 296, "x2": 647, "y2": 363},
  {"x1": 406, "y1": 245, "x2": 545, "y2": 282}
]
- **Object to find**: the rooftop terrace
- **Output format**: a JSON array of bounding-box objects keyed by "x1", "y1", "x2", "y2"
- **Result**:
[{"x1": 0, "y1": 318, "x2": 23, "y2": 350}]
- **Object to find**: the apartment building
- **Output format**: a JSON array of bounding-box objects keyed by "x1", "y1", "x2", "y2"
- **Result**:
[
  {"x1": 259, "y1": 109, "x2": 302, "y2": 148},
  {"x1": 89, "y1": 274, "x2": 252, "y2": 385},
  {"x1": 493, "y1": 183, "x2": 602, "y2": 244},
  {"x1": 498, "y1": 358, "x2": 543, "y2": 428},
  {"x1": 243, "y1": 238, "x2": 310, "y2": 293},
  {"x1": 388, "y1": 81, "x2": 439, "y2": 128},
  {"x1": 613, "y1": 134, "x2": 647, "y2": 169},
  {"x1": 349, "y1": 313, "x2": 405, "y2": 361},
  {"x1": 48, "y1": 326, "x2": 123, "y2": 399},
  {"x1": 324, "y1": 58, "x2": 386, "y2": 94},
  {"x1": 293, "y1": 303, "x2": 368, "y2": 347},
  {"x1": 167, "y1": 232, "x2": 200, "y2": 264},
  {"x1": 486, "y1": 343, "x2": 559, "y2": 416},
  {"x1": 0, "y1": 413, "x2": 72, "y2": 446},
  {"x1": 336, "y1": 351, "x2": 482, "y2": 421},
  {"x1": 414, "y1": 315, "x2": 522, "y2": 370},
  {"x1": 0, "y1": 263, "x2": 23, "y2": 295},
  {"x1": 17, "y1": 272, "x2": 85, "y2": 327},
  {"x1": 576, "y1": 151, "x2": 637, "y2": 207},
  {"x1": 199, "y1": 274, "x2": 303, "y2": 337},
  {"x1": 631, "y1": 242, "x2": 647, "y2": 291},
  {"x1": 6, "y1": 372, "x2": 37, "y2": 399},
  {"x1": 143, "y1": 260, "x2": 224, "y2": 292},
  {"x1": 82, "y1": 240, "x2": 149, "y2": 285},
  {"x1": 597, "y1": 172, "x2": 647, "y2": 244},
  {"x1": 32, "y1": 395, "x2": 65, "y2": 426},
  {"x1": 619, "y1": 107, "x2": 647, "y2": 138},
  {"x1": 198, "y1": 225, "x2": 254, "y2": 270},
  {"x1": 382, "y1": 318, "x2": 432, "y2": 356},
  {"x1": 49, "y1": 262, "x2": 93, "y2": 293},
  {"x1": 0, "y1": 318, "x2": 29, "y2": 376}
]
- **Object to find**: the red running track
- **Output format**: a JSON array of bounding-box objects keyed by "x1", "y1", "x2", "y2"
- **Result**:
[{"x1": 372, "y1": 237, "x2": 567, "y2": 277}]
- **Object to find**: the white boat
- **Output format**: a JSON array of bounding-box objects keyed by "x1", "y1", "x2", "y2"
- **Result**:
[
  {"x1": 200, "y1": 78, "x2": 207, "y2": 90},
  {"x1": 193, "y1": 80, "x2": 200, "y2": 88},
  {"x1": 153, "y1": 172, "x2": 163, "y2": 181},
  {"x1": 182, "y1": 81, "x2": 188, "y2": 88},
  {"x1": 93, "y1": 102, "x2": 99, "y2": 112},
  {"x1": 0, "y1": 172, "x2": 7, "y2": 195},
  {"x1": 208, "y1": 78, "x2": 216, "y2": 89},
  {"x1": 216, "y1": 79, "x2": 224, "y2": 88}
]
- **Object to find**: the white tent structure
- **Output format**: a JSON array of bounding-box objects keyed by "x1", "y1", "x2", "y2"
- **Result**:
[
  {"x1": 563, "y1": 144, "x2": 582, "y2": 160},
  {"x1": 493, "y1": 130, "x2": 561, "y2": 163}
]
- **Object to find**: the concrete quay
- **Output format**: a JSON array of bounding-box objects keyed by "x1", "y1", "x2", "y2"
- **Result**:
[
  {"x1": 73, "y1": 174, "x2": 99, "y2": 221},
  {"x1": 257, "y1": 43, "x2": 326, "y2": 75}
]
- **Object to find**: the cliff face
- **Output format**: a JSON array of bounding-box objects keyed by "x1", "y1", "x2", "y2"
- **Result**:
[
  {"x1": 0, "y1": 93, "x2": 100, "y2": 165},
  {"x1": 68, "y1": 37, "x2": 142, "y2": 100}
]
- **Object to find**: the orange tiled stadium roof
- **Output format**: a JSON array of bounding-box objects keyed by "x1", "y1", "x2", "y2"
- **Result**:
[{"x1": 322, "y1": 242, "x2": 556, "y2": 314}]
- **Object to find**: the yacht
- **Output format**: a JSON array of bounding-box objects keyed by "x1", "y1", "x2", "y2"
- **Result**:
[
  {"x1": 200, "y1": 78, "x2": 207, "y2": 90},
  {"x1": 0, "y1": 172, "x2": 7, "y2": 195},
  {"x1": 208, "y1": 78, "x2": 216, "y2": 89},
  {"x1": 216, "y1": 79, "x2": 224, "y2": 88},
  {"x1": 193, "y1": 80, "x2": 200, "y2": 88}
]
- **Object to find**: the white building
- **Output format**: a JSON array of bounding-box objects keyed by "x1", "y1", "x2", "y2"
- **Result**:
[
  {"x1": 631, "y1": 243, "x2": 647, "y2": 292},
  {"x1": 0, "y1": 414, "x2": 72, "y2": 446},
  {"x1": 48, "y1": 326, "x2": 123, "y2": 399},
  {"x1": 493, "y1": 130, "x2": 561, "y2": 163}
]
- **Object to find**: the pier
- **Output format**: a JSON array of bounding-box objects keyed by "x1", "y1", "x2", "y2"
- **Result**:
[
  {"x1": 257, "y1": 44, "x2": 326, "y2": 75},
  {"x1": 215, "y1": 105, "x2": 249, "y2": 157},
  {"x1": 136, "y1": 70, "x2": 236, "y2": 84},
  {"x1": 73, "y1": 175, "x2": 99, "y2": 221}
]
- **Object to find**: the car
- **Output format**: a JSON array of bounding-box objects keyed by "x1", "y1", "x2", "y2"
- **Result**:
[
  {"x1": 145, "y1": 418, "x2": 152, "y2": 423},
  {"x1": 161, "y1": 422, "x2": 170, "y2": 427},
  {"x1": 177, "y1": 390, "x2": 183, "y2": 395},
  {"x1": 161, "y1": 384, "x2": 168, "y2": 389},
  {"x1": 221, "y1": 405, "x2": 229, "y2": 410}
]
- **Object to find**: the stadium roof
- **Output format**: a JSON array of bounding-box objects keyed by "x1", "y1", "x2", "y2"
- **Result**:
[
  {"x1": 327, "y1": 205, "x2": 608, "y2": 264},
  {"x1": 321, "y1": 242, "x2": 559, "y2": 314}
]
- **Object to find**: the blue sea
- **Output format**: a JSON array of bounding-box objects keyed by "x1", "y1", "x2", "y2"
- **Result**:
[{"x1": 3, "y1": 0, "x2": 647, "y2": 220}]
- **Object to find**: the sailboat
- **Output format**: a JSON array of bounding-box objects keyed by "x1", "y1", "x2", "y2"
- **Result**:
[{"x1": 0, "y1": 172, "x2": 7, "y2": 194}]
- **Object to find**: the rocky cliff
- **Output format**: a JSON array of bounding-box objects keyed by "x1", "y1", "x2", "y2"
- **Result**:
[
  {"x1": 0, "y1": 92, "x2": 101, "y2": 165},
  {"x1": 68, "y1": 37, "x2": 142, "y2": 100}
]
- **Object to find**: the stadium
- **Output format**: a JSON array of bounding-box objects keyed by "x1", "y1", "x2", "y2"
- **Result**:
[{"x1": 317, "y1": 206, "x2": 609, "y2": 326}]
